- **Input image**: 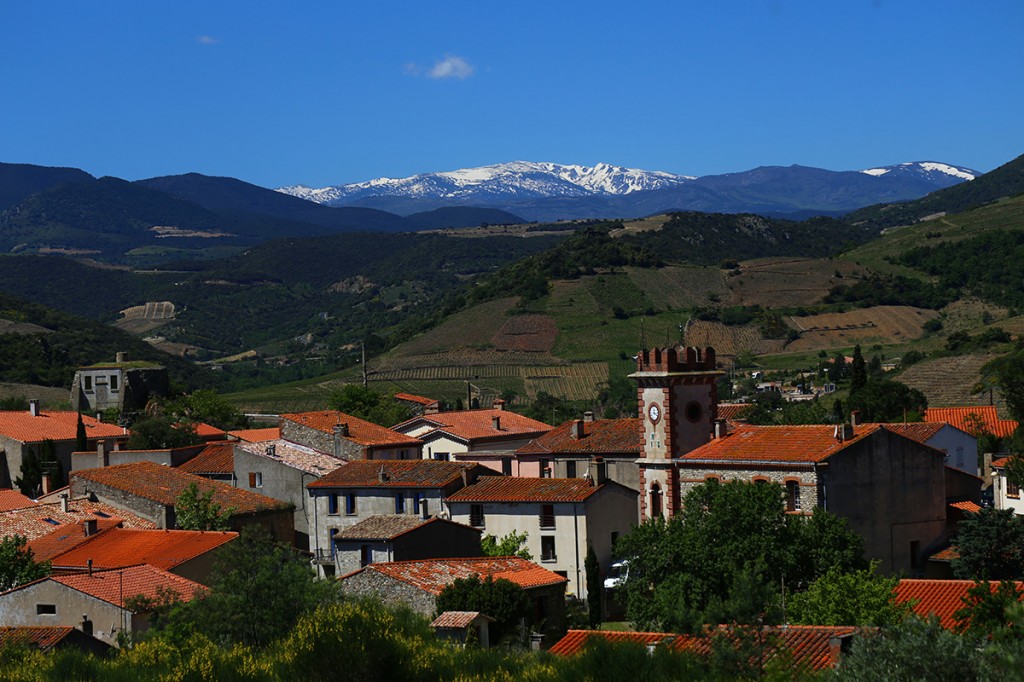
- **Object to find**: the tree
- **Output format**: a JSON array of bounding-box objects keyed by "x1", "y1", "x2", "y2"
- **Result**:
[
  {"x1": 169, "y1": 389, "x2": 249, "y2": 430},
  {"x1": 14, "y1": 439, "x2": 62, "y2": 497},
  {"x1": 952, "y1": 580, "x2": 1024, "y2": 635},
  {"x1": 327, "y1": 385, "x2": 412, "y2": 427},
  {"x1": 845, "y1": 378, "x2": 928, "y2": 422},
  {"x1": 850, "y1": 345, "x2": 867, "y2": 395},
  {"x1": 75, "y1": 411, "x2": 87, "y2": 452},
  {"x1": 126, "y1": 414, "x2": 201, "y2": 450},
  {"x1": 0, "y1": 535, "x2": 50, "y2": 591},
  {"x1": 175, "y1": 483, "x2": 234, "y2": 531},
  {"x1": 981, "y1": 349, "x2": 1024, "y2": 424},
  {"x1": 952, "y1": 508, "x2": 1024, "y2": 580},
  {"x1": 166, "y1": 525, "x2": 338, "y2": 647},
  {"x1": 788, "y1": 563, "x2": 908, "y2": 626},
  {"x1": 585, "y1": 544, "x2": 601, "y2": 628},
  {"x1": 435, "y1": 575, "x2": 530, "y2": 644},
  {"x1": 480, "y1": 530, "x2": 532, "y2": 560}
]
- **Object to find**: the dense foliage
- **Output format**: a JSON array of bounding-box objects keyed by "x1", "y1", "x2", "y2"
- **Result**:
[
  {"x1": 435, "y1": 575, "x2": 531, "y2": 645},
  {"x1": 175, "y1": 483, "x2": 234, "y2": 531},
  {"x1": 326, "y1": 385, "x2": 413, "y2": 427},
  {"x1": 951, "y1": 508, "x2": 1024, "y2": 581},
  {"x1": 0, "y1": 535, "x2": 50, "y2": 592},
  {"x1": 788, "y1": 563, "x2": 909, "y2": 627},
  {"x1": 824, "y1": 273, "x2": 954, "y2": 309}
]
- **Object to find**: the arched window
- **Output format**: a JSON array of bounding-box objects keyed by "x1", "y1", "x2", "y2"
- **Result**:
[
  {"x1": 785, "y1": 480, "x2": 802, "y2": 512},
  {"x1": 650, "y1": 482, "x2": 663, "y2": 518}
]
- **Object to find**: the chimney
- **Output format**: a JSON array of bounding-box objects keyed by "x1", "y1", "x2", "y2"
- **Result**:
[
  {"x1": 460, "y1": 468, "x2": 469, "y2": 488},
  {"x1": 843, "y1": 423, "x2": 855, "y2": 440},
  {"x1": 377, "y1": 465, "x2": 388, "y2": 483},
  {"x1": 420, "y1": 498, "x2": 429, "y2": 520},
  {"x1": 41, "y1": 473, "x2": 52, "y2": 496},
  {"x1": 492, "y1": 415, "x2": 501, "y2": 431},
  {"x1": 60, "y1": 493, "x2": 69, "y2": 513},
  {"x1": 582, "y1": 411, "x2": 595, "y2": 423},
  {"x1": 96, "y1": 440, "x2": 108, "y2": 468},
  {"x1": 850, "y1": 410, "x2": 862, "y2": 427},
  {"x1": 492, "y1": 399, "x2": 505, "y2": 411},
  {"x1": 590, "y1": 456, "x2": 607, "y2": 485},
  {"x1": 332, "y1": 424, "x2": 348, "y2": 459},
  {"x1": 29, "y1": 400, "x2": 40, "y2": 417},
  {"x1": 86, "y1": 558, "x2": 93, "y2": 576},
  {"x1": 570, "y1": 419, "x2": 584, "y2": 440},
  {"x1": 115, "y1": 351, "x2": 125, "y2": 363},
  {"x1": 83, "y1": 518, "x2": 98, "y2": 537},
  {"x1": 714, "y1": 418, "x2": 729, "y2": 439}
]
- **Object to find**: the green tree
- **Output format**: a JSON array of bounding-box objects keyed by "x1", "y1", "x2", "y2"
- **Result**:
[
  {"x1": 168, "y1": 389, "x2": 249, "y2": 430},
  {"x1": 480, "y1": 530, "x2": 532, "y2": 560},
  {"x1": 952, "y1": 580, "x2": 1024, "y2": 635},
  {"x1": 0, "y1": 535, "x2": 50, "y2": 591},
  {"x1": 981, "y1": 349, "x2": 1024, "y2": 424},
  {"x1": 126, "y1": 414, "x2": 201, "y2": 449},
  {"x1": 788, "y1": 562, "x2": 908, "y2": 626},
  {"x1": 952, "y1": 508, "x2": 1024, "y2": 580},
  {"x1": 327, "y1": 384, "x2": 412, "y2": 427},
  {"x1": 845, "y1": 378, "x2": 927, "y2": 422},
  {"x1": 849, "y1": 345, "x2": 867, "y2": 395},
  {"x1": 435, "y1": 575, "x2": 530, "y2": 645},
  {"x1": 175, "y1": 483, "x2": 234, "y2": 531},
  {"x1": 585, "y1": 544, "x2": 601, "y2": 628},
  {"x1": 13, "y1": 439, "x2": 62, "y2": 497},
  {"x1": 75, "y1": 411, "x2": 87, "y2": 452}
]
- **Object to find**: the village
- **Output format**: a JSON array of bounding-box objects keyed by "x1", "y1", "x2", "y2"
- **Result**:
[{"x1": 2, "y1": 344, "x2": 1022, "y2": 677}]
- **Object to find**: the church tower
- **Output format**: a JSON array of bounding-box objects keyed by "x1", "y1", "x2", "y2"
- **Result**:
[{"x1": 631, "y1": 346, "x2": 723, "y2": 520}]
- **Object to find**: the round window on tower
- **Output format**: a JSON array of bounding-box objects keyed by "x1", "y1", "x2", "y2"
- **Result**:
[{"x1": 684, "y1": 401, "x2": 703, "y2": 424}]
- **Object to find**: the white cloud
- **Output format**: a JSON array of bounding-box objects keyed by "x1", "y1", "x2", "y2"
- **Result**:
[
  {"x1": 196, "y1": 35, "x2": 220, "y2": 45},
  {"x1": 427, "y1": 55, "x2": 474, "y2": 80}
]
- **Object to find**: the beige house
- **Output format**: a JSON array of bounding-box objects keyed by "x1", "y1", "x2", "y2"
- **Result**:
[{"x1": 445, "y1": 476, "x2": 638, "y2": 599}]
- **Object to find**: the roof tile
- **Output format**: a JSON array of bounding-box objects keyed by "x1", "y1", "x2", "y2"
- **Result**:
[
  {"x1": 335, "y1": 515, "x2": 480, "y2": 541},
  {"x1": 0, "y1": 488, "x2": 37, "y2": 512},
  {"x1": 680, "y1": 424, "x2": 885, "y2": 464},
  {"x1": 517, "y1": 419, "x2": 642, "y2": 456},
  {"x1": 47, "y1": 528, "x2": 237, "y2": 571},
  {"x1": 52, "y1": 564, "x2": 206, "y2": 608},
  {"x1": 0, "y1": 626, "x2": 83, "y2": 651},
  {"x1": 0, "y1": 498, "x2": 156, "y2": 542},
  {"x1": 177, "y1": 441, "x2": 236, "y2": 475},
  {"x1": 28, "y1": 518, "x2": 126, "y2": 562},
  {"x1": 448, "y1": 476, "x2": 605, "y2": 503},
  {"x1": 894, "y1": 579, "x2": 1024, "y2": 629},
  {"x1": 925, "y1": 406, "x2": 1019, "y2": 439},
  {"x1": 397, "y1": 409, "x2": 551, "y2": 444},
  {"x1": 237, "y1": 439, "x2": 345, "y2": 476},
  {"x1": 430, "y1": 611, "x2": 492, "y2": 628},
  {"x1": 227, "y1": 427, "x2": 281, "y2": 443},
  {"x1": 309, "y1": 460, "x2": 478, "y2": 489},
  {"x1": 0, "y1": 411, "x2": 125, "y2": 444},
  {"x1": 348, "y1": 556, "x2": 567, "y2": 594},
  {"x1": 281, "y1": 410, "x2": 422, "y2": 448}
]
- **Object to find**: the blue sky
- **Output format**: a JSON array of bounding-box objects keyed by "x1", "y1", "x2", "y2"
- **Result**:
[{"x1": 1, "y1": 1, "x2": 1021, "y2": 188}]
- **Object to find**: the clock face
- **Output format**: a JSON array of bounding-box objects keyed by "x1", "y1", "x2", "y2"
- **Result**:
[{"x1": 648, "y1": 403, "x2": 661, "y2": 424}]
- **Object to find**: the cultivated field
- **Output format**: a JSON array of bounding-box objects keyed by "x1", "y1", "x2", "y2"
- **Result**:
[
  {"x1": 0, "y1": 382, "x2": 70, "y2": 407},
  {"x1": 727, "y1": 258, "x2": 866, "y2": 308},
  {"x1": 0, "y1": 318, "x2": 51, "y2": 335},
  {"x1": 115, "y1": 301, "x2": 177, "y2": 335},
  {"x1": 897, "y1": 353, "x2": 1006, "y2": 410},
  {"x1": 626, "y1": 266, "x2": 728, "y2": 309},
  {"x1": 684, "y1": 320, "x2": 785, "y2": 360},
  {"x1": 783, "y1": 306, "x2": 938, "y2": 352},
  {"x1": 390, "y1": 297, "x2": 517, "y2": 356},
  {"x1": 492, "y1": 314, "x2": 557, "y2": 352}
]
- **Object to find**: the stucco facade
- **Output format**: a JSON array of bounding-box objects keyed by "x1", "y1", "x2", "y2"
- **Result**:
[{"x1": 0, "y1": 580, "x2": 142, "y2": 647}]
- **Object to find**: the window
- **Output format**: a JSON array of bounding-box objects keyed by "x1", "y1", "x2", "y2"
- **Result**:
[
  {"x1": 328, "y1": 494, "x2": 339, "y2": 516},
  {"x1": 412, "y1": 492, "x2": 423, "y2": 516},
  {"x1": 36, "y1": 604, "x2": 56, "y2": 615},
  {"x1": 1008, "y1": 478, "x2": 1021, "y2": 499},
  {"x1": 248, "y1": 472, "x2": 263, "y2": 488},
  {"x1": 786, "y1": 480, "x2": 802, "y2": 512},
  {"x1": 565, "y1": 460, "x2": 577, "y2": 478},
  {"x1": 910, "y1": 540, "x2": 921, "y2": 570},
  {"x1": 541, "y1": 536, "x2": 556, "y2": 562},
  {"x1": 84, "y1": 376, "x2": 93, "y2": 392},
  {"x1": 502, "y1": 457, "x2": 513, "y2": 476},
  {"x1": 956, "y1": 447, "x2": 965, "y2": 468},
  {"x1": 649, "y1": 483, "x2": 662, "y2": 518},
  {"x1": 434, "y1": 452, "x2": 450, "y2": 461},
  {"x1": 470, "y1": 504, "x2": 485, "y2": 528},
  {"x1": 109, "y1": 374, "x2": 119, "y2": 391},
  {"x1": 539, "y1": 504, "x2": 555, "y2": 529},
  {"x1": 400, "y1": 449, "x2": 409, "y2": 460},
  {"x1": 540, "y1": 459, "x2": 550, "y2": 478},
  {"x1": 345, "y1": 493, "x2": 357, "y2": 515},
  {"x1": 360, "y1": 544, "x2": 372, "y2": 568},
  {"x1": 395, "y1": 493, "x2": 406, "y2": 514}
]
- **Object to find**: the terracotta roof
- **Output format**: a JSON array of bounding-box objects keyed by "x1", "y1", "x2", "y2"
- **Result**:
[
  {"x1": 894, "y1": 579, "x2": 1024, "y2": 630},
  {"x1": 992, "y1": 456, "x2": 1011, "y2": 469},
  {"x1": 177, "y1": 441, "x2": 236, "y2": 475},
  {"x1": 0, "y1": 410, "x2": 125, "y2": 444},
  {"x1": 72, "y1": 461, "x2": 291, "y2": 515},
  {"x1": 0, "y1": 488, "x2": 37, "y2": 512},
  {"x1": 237, "y1": 439, "x2": 345, "y2": 476},
  {"x1": 448, "y1": 476, "x2": 606, "y2": 503},
  {"x1": 717, "y1": 404, "x2": 752, "y2": 421},
  {"x1": 0, "y1": 626, "x2": 84, "y2": 651},
  {"x1": 0, "y1": 498, "x2": 155, "y2": 541},
  {"x1": 308, "y1": 460, "x2": 478, "y2": 489},
  {"x1": 929, "y1": 546, "x2": 960, "y2": 562},
  {"x1": 517, "y1": 419, "x2": 642, "y2": 456},
  {"x1": 680, "y1": 424, "x2": 885, "y2": 464},
  {"x1": 549, "y1": 626, "x2": 858, "y2": 671},
  {"x1": 28, "y1": 518, "x2": 126, "y2": 562},
  {"x1": 193, "y1": 422, "x2": 226, "y2": 440},
  {"x1": 395, "y1": 393, "x2": 438, "y2": 407},
  {"x1": 396, "y1": 409, "x2": 551, "y2": 444},
  {"x1": 877, "y1": 422, "x2": 948, "y2": 444},
  {"x1": 347, "y1": 556, "x2": 567, "y2": 594},
  {"x1": 335, "y1": 515, "x2": 479, "y2": 541},
  {"x1": 47, "y1": 528, "x2": 237, "y2": 571},
  {"x1": 430, "y1": 611, "x2": 492, "y2": 628},
  {"x1": 950, "y1": 500, "x2": 982, "y2": 513},
  {"x1": 925, "y1": 406, "x2": 1019, "y2": 439},
  {"x1": 50, "y1": 564, "x2": 206, "y2": 608},
  {"x1": 281, "y1": 410, "x2": 422, "y2": 448},
  {"x1": 227, "y1": 427, "x2": 281, "y2": 442}
]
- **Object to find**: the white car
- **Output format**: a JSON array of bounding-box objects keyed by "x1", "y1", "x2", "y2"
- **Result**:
[{"x1": 604, "y1": 560, "x2": 629, "y2": 590}]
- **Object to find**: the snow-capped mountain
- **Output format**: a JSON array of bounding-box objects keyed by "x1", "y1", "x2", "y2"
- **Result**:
[
  {"x1": 859, "y1": 161, "x2": 978, "y2": 182},
  {"x1": 278, "y1": 161, "x2": 695, "y2": 206}
]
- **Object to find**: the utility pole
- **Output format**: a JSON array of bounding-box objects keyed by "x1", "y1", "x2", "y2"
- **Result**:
[{"x1": 361, "y1": 341, "x2": 368, "y2": 388}]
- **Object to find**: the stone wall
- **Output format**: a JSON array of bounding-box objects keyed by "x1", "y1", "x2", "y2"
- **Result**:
[
  {"x1": 676, "y1": 466, "x2": 818, "y2": 512},
  {"x1": 339, "y1": 569, "x2": 438, "y2": 615}
]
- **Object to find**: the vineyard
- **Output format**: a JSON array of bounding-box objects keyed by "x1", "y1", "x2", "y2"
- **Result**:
[
  {"x1": 391, "y1": 297, "x2": 517, "y2": 356},
  {"x1": 727, "y1": 258, "x2": 866, "y2": 308},
  {"x1": 115, "y1": 300, "x2": 177, "y2": 334},
  {"x1": 684, "y1": 320, "x2": 785, "y2": 360},
  {"x1": 491, "y1": 314, "x2": 557, "y2": 352},
  {"x1": 784, "y1": 306, "x2": 938, "y2": 352},
  {"x1": 897, "y1": 353, "x2": 1006, "y2": 410},
  {"x1": 626, "y1": 265, "x2": 728, "y2": 309}
]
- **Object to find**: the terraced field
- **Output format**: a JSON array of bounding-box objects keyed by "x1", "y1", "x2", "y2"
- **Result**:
[
  {"x1": 626, "y1": 266, "x2": 728, "y2": 309},
  {"x1": 492, "y1": 314, "x2": 557, "y2": 352},
  {"x1": 684, "y1": 320, "x2": 785, "y2": 360},
  {"x1": 784, "y1": 306, "x2": 938, "y2": 352},
  {"x1": 727, "y1": 258, "x2": 866, "y2": 308},
  {"x1": 390, "y1": 297, "x2": 517, "y2": 356},
  {"x1": 897, "y1": 353, "x2": 1006, "y2": 410}
]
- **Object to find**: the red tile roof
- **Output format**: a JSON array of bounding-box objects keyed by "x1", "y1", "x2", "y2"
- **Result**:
[
  {"x1": 396, "y1": 409, "x2": 551, "y2": 444},
  {"x1": 549, "y1": 626, "x2": 857, "y2": 671},
  {"x1": 333, "y1": 515, "x2": 473, "y2": 541},
  {"x1": 448, "y1": 476, "x2": 606, "y2": 503},
  {"x1": 347, "y1": 557, "x2": 567, "y2": 594},
  {"x1": 395, "y1": 393, "x2": 438, "y2": 407},
  {"x1": 47, "y1": 528, "x2": 237, "y2": 571},
  {"x1": 281, "y1": 410, "x2": 422, "y2": 448},
  {"x1": 227, "y1": 427, "x2": 281, "y2": 442},
  {"x1": 0, "y1": 498, "x2": 156, "y2": 541},
  {"x1": 193, "y1": 422, "x2": 226, "y2": 440},
  {"x1": 0, "y1": 488, "x2": 37, "y2": 512},
  {"x1": 877, "y1": 422, "x2": 948, "y2": 444},
  {"x1": 177, "y1": 441, "x2": 236, "y2": 475},
  {"x1": 28, "y1": 518, "x2": 126, "y2": 562},
  {"x1": 0, "y1": 626, "x2": 84, "y2": 651},
  {"x1": 430, "y1": 611, "x2": 492, "y2": 628},
  {"x1": 72, "y1": 461, "x2": 291, "y2": 515},
  {"x1": 929, "y1": 546, "x2": 960, "y2": 562},
  {"x1": 0, "y1": 410, "x2": 125, "y2": 444},
  {"x1": 517, "y1": 419, "x2": 642, "y2": 456},
  {"x1": 717, "y1": 404, "x2": 752, "y2": 421},
  {"x1": 925, "y1": 406, "x2": 1019, "y2": 439},
  {"x1": 51, "y1": 564, "x2": 206, "y2": 608},
  {"x1": 680, "y1": 424, "x2": 885, "y2": 464},
  {"x1": 950, "y1": 500, "x2": 982, "y2": 513},
  {"x1": 894, "y1": 579, "x2": 1024, "y2": 629},
  {"x1": 308, "y1": 460, "x2": 478, "y2": 489},
  {"x1": 993, "y1": 456, "x2": 1012, "y2": 469}
]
